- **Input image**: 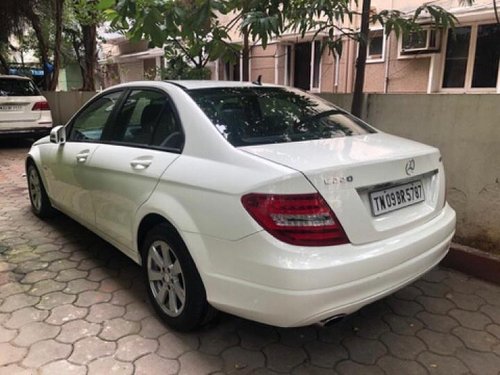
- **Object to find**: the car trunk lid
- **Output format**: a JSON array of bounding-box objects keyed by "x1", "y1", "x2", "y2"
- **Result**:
[{"x1": 241, "y1": 133, "x2": 445, "y2": 245}]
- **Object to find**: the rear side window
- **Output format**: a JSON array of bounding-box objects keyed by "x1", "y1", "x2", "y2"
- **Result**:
[
  {"x1": 0, "y1": 78, "x2": 40, "y2": 96},
  {"x1": 188, "y1": 87, "x2": 375, "y2": 147},
  {"x1": 69, "y1": 91, "x2": 122, "y2": 141},
  {"x1": 107, "y1": 89, "x2": 184, "y2": 151}
]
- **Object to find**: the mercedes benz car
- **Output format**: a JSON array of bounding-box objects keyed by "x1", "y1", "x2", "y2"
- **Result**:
[
  {"x1": 0, "y1": 75, "x2": 52, "y2": 138},
  {"x1": 26, "y1": 81, "x2": 456, "y2": 331}
]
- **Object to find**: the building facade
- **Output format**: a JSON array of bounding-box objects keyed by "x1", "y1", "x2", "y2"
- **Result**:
[
  {"x1": 99, "y1": 34, "x2": 164, "y2": 88},
  {"x1": 212, "y1": 0, "x2": 500, "y2": 94}
]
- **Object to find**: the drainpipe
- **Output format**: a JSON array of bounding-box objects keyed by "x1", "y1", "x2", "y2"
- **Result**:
[
  {"x1": 334, "y1": 52, "x2": 340, "y2": 93},
  {"x1": 384, "y1": 33, "x2": 391, "y2": 93}
]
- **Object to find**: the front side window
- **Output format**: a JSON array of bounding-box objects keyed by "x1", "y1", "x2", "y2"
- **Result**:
[
  {"x1": 69, "y1": 91, "x2": 123, "y2": 142},
  {"x1": 189, "y1": 87, "x2": 375, "y2": 147},
  {"x1": 108, "y1": 89, "x2": 184, "y2": 150}
]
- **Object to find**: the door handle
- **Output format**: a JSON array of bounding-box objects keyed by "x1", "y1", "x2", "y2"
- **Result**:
[
  {"x1": 76, "y1": 151, "x2": 90, "y2": 163},
  {"x1": 130, "y1": 159, "x2": 152, "y2": 170}
]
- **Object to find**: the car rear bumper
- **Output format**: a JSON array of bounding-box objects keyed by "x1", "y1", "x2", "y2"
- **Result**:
[
  {"x1": 184, "y1": 203, "x2": 456, "y2": 327},
  {"x1": 0, "y1": 125, "x2": 52, "y2": 138}
]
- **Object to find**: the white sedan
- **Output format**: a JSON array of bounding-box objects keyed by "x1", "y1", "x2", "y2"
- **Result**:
[{"x1": 26, "y1": 81, "x2": 456, "y2": 331}]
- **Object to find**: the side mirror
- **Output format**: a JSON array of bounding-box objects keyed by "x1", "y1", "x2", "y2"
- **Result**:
[{"x1": 50, "y1": 125, "x2": 66, "y2": 144}]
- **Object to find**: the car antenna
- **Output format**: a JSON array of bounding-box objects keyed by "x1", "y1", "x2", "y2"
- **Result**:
[{"x1": 252, "y1": 75, "x2": 262, "y2": 85}]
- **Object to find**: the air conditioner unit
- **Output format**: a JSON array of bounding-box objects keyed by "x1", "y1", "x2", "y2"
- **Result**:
[{"x1": 401, "y1": 29, "x2": 440, "y2": 54}]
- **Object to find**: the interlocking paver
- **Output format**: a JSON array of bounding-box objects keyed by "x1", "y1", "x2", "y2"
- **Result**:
[
  {"x1": 4, "y1": 306, "x2": 48, "y2": 329},
  {"x1": 69, "y1": 336, "x2": 116, "y2": 364},
  {"x1": 86, "y1": 303, "x2": 125, "y2": 323},
  {"x1": 1, "y1": 141, "x2": 500, "y2": 374},
  {"x1": 22, "y1": 339, "x2": 71, "y2": 367},
  {"x1": 480, "y1": 304, "x2": 500, "y2": 325},
  {"x1": 39, "y1": 360, "x2": 86, "y2": 375},
  {"x1": 123, "y1": 301, "x2": 153, "y2": 321},
  {"x1": 0, "y1": 325, "x2": 17, "y2": 343},
  {"x1": 100, "y1": 317, "x2": 140, "y2": 341},
  {"x1": 74, "y1": 290, "x2": 111, "y2": 307},
  {"x1": 380, "y1": 332, "x2": 426, "y2": 360},
  {"x1": 57, "y1": 319, "x2": 101, "y2": 343},
  {"x1": 416, "y1": 295, "x2": 456, "y2": 315},
  {"x1": 0, "y1": 293, "x2": 39, "y2": 312},
  {"x1": 134, "y1": 353, "x2": 179, "y2": 375},
  {"x1": 55, "y1": 268, "x2": 88, "y2": 282},
  {"x1": 304, "y1": 340, "x2": 348, "y2": 368},
  {"x1": 377, "y1": 356, "x2": 427, "y2": 375},
  {"x1": 36, "y1": 291, "x2": 76, "y2": 310},
  {"x1": 46, "y1": 304, "x2": 88, "y2": 324},
  {"x1": 447, "y1": 291, "x2": 486, "y2": 311},
  {"x1": 263, "y1": 343, "x2": 307, "y2": 372},
  {"x1": 221, "y1": 346, "x2": 266, "y2": 374},
  {"x1": 0, "y1": 364, "x2": 31, "y2": 375},
  {"x1": 237, "y1": 322, "x2": 279, "y2": 349},
  {"x1": 417, "y1": 351, "x2": 469, "y2": 375},
  {"x1": 0, "y1": 342, "x2": 27, "y2": 366},
  {"x1": 476, "y1": 288, "x2": 500, "y2": 307},
  {"x1": 415, "y1": 311, "x2": 459, "y2": 333},
  {"x1": 455, "y1": 347, "x2": 500, "y2": 375},
  {"x1": 452, "y1": 326, "x2": 497, "y2": 352},
  {"x1": 486, "y1": 324, "x2": 500, "y2": 339},
  {"x1": 350, "y1": 315, "x2": 390, "y2": 339},
  {"x1": 178, "y1": 351, "x2": 224, "y2": 375},
  {"x1": 139, "y1": 316, "x2": 169, "y2": 338},
  {"x1": 449, "y1": 308, "x2": 493, "y2": 330},
  {"x1": 343, "y1": 336, "x2": 387, "y2": 365},
  {"x1": 417, "y1": 328, "x2": 465, "y2": 355},
  {"x1": 335, "y1": 360, "x2": 384, "y2": 375},
  {"x1": 28, "y1": 279, "x2": 65, "y2": 296},
  {"x1": 21, "y1": 270, "x2": 56, "y2": 284},
  {"x1": 115, "y1": 334, "x2": 158, "y2": 362},
  {"x1": 157, "y1": 332, "x2": 199, "y2": 359},
  {"x1": 64, "y1": 278, "x2": 99, "y2": 294},
  {"x1": 88, "y1": 356, "x2": 133, "y2": 375},
  {"x1": 13, "y1": 321, "x2": 60, "y2": 346},
  {"x1": 199, "y1": 327, "x2": 239, "y2": 355}
]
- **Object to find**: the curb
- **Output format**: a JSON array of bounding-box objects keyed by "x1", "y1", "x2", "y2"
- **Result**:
[{"x1": 441, "y1": 242, "x2": 500, "y2": 285}]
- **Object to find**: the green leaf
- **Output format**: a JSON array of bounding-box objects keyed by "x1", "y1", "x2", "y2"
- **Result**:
[{"x1": 97, "y1": 0, "x2": 116, "y2": 11}]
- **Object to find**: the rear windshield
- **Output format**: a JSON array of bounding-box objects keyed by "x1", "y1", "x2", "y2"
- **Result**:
[
  {"x1": 188, "y1": 87, "x2": 375, "y2": 146},
  {"x1": 0, "y1": 78, "x2": 40, "y2": 97}
]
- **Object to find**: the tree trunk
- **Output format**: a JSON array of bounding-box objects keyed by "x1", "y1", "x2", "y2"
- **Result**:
[
  {"x1": 351, "y1": 0, "x2": 371, "y2": 117},
  {"x1": 81, "y1": 24, "x2": 97, "y2": 91},
  {"x1": 49, "y1": 0, "x2": 64, "y2": 91},
  {"x1": 0, "y1": 53, "x2": 9, "y2": 74},
  {"x1": 22, "y1": 6, "x2": 51, "y2": 90},
  {"x1": 242, "y1": 27, "x2": 250, "y2": 81}
]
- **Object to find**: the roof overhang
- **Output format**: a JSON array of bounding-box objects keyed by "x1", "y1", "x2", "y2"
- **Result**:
[{"x1": 99, "y1": 48, "x2": 164, "y2": 65}]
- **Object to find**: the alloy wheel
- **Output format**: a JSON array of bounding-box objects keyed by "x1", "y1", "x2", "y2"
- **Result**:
[{"x1": 147, "y1": 240, "x2": 186, "y2": 317}]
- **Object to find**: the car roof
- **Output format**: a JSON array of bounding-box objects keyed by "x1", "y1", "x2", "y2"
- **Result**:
[
  {"x1": 165, "y1": 80, "x2": 277, "y2": 90},
  {"x1": 0, "y1": 75, "x2": 32, "y2": 80}
]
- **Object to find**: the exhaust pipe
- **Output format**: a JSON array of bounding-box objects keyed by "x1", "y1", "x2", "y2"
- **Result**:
[{"x1": 317, "y1": 314, "x2": 346, "y2": 328}]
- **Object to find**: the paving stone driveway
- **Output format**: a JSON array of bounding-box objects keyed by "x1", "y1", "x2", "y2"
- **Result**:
[{"x1": 1, "y1": 140, "x2": 500, "y2": 375}]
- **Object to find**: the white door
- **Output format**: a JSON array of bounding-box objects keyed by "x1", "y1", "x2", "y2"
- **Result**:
[
  {"x1": 45, "y1": 90, "x2": 124, "y2": 225},
  {"x1": 87, "y1": 89, "x2": 184, "y2": 249}
]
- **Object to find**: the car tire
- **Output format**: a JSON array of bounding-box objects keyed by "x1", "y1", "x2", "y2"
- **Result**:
[
  {"x1": 26, "y1": 162, "x2": 55, "y2": 218},
  {"x1": 142, "y1": 223, "x2": 217, "y2": 331}
]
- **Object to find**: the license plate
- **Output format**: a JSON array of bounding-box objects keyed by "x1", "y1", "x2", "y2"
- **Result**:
[
  {"x1": 370, "y1": 180, "x2": 425, "y2": 216},
  {"x1": 0, "y1": 105, "x2": 22, "y2": 111}
]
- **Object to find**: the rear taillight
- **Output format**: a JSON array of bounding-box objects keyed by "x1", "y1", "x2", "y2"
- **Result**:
[
  {"x1": 241, "y1": 193, "x2": 349, "y2": 246},
  {"x1": 32, "y1": 101, "x2": 50, "y2": 111}
]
